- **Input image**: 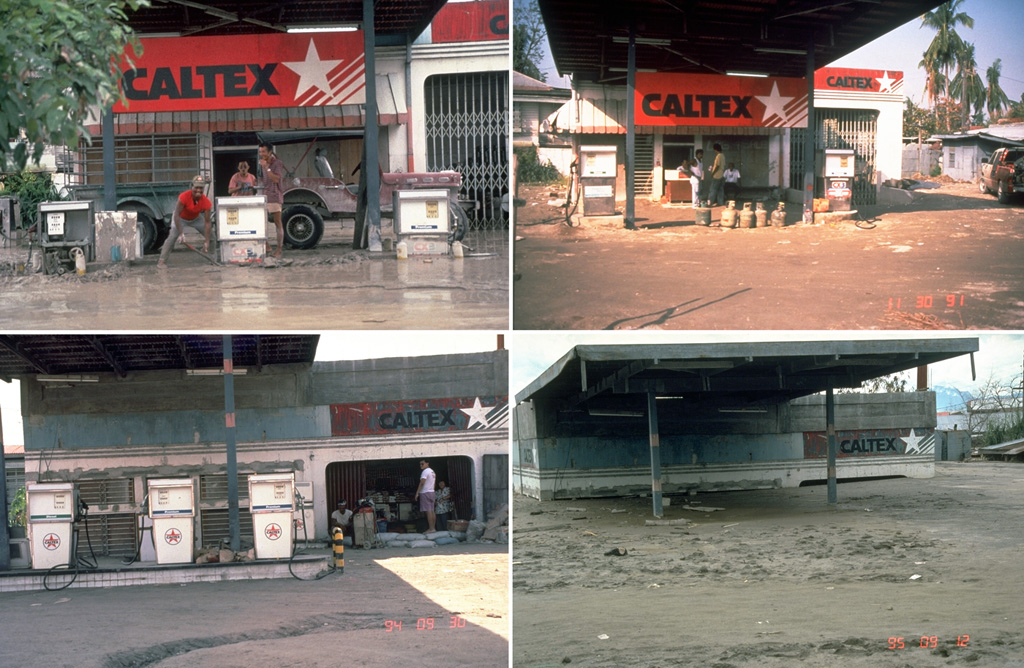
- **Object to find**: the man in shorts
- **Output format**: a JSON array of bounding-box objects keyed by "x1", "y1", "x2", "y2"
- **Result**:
[
  {"x1": 258, "y1": 142, "x2": 285, "y2": 257},
  {"x1": 157, "y1": 175, "x2": 212, "y2": 268},
  {"x1": 414, "y1": 459, "x2": 437, "y2": 533}
]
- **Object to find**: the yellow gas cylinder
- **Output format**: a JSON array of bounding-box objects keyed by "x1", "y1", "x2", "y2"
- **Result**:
[
  {"x1": 771, "y1": 202, "x2": 787, "y2": 227},
  {"x1": 739, "y1": 202, "x2": 755, "y2": 229},
  {"x1": 720, "y1": 201, "x2": 737, "y2": 228},
  {"x1": 755, "y1": 201, "x2": 768, "y2": 227},
  {"x1": 72, "y1": 247, "x2": 86, "y2": 275}
]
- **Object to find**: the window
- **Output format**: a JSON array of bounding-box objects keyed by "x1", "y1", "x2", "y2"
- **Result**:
[{"x1": 948, "y1": 147, "x2": 956, "y2": 168}]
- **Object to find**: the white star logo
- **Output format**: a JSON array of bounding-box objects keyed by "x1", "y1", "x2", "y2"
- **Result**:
[
  {"x1": 460, "y1": 397, "x2": 492, "y2": 429},
  {"x1": 755, "y1": 82, "x2": 794, "y2": 123},
  {"x1": 282, "y1": 39, "x2": 343, "y2": 97},
  {"x1": 876, "y1": 71, "x2": 895, "y2": 93},
  {"x1": 901, "y1": 429, "x2": 930, "y2": 455}
]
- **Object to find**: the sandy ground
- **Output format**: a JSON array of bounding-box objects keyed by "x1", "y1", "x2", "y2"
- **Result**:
[
  {"x1": 512, "y1": 181, "x2": 1024, "y2": 329},
  {"x1": 0, "y1": 544, "x2": 508, "y2": 668},
  {"x1": 512, "y1": 461, "x2": 1024, "y2": 667},
  {"x1": 0, "y1": 223, "x2": 508, "y2": 330}
]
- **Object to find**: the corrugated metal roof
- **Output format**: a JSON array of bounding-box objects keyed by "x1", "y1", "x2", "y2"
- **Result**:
[{"x1": 0, "y1": 335, "x2": 319, "y2": 381}]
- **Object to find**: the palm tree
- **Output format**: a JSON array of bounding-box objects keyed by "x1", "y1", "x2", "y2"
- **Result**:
[
  {"x1": 920, "y1": 0, "x2": 974, "y2": 131},
  {"x1": 985, "y1": 58, "x2": 1010, "y2": 120},
  {"x1": 950, "y1": 41, "x2": 985, "y2": 130}
]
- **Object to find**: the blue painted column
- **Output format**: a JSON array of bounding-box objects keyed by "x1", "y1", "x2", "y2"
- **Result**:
[
  {"x1": 624, "y1": 25, "x2": 636, "y2": 230},
  {"x1": 363, "y1": 0, "x2": 382, "y2": 251},
  {"x1": 223, "y1": 336, "x2": 241, "y2": 551},
  {"x1": 102, "y1": 110, "x2": 116, "y2": 211},
  {"x1": 802, "y1": 37, "x2": 816, "y2": 225},
  {"x1": 0, "y1": 402, "x2": 10, "y2": 570},
  {"x1": 827, "y1": 386, "x2": 837, "y2": 504},
  {"x1": 648, "y1": 391, "x2": 663, "y2": 517}
]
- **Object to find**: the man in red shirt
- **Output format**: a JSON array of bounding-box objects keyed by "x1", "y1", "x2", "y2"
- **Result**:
[
  {"x1": 158, "y1": 175, "x2": 213, "y2": 268},
  {"x1": 258, "y1": 142, "x2": 285, "y2": 258}
]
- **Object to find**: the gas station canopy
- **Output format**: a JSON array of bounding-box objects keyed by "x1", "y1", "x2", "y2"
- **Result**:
[
  {"x1": 516, "y1": 339, "x2": 979, "y2": 413},
  {"x1": 125, "y1": 0, "x2": 448, "y2": 40},
  {"x1": 538, "y1": 0, "x2": 943, "y2": 81},
  {"x1": 0, "y1": 335, "x2": 319, "y2": 381}
]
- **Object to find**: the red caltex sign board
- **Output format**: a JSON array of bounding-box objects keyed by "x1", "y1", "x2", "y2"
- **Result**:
[
  {"x1": 432, "y1": 0, "x2": 508, "y2": 43},
  {"x1": 815, "y1": 67, "x2": 904, "y2": 95},
  {"x1": 115, "y1": 33, "x2": 366, "y2": 113},
  {"x1": 635, "y1": 72, "x2": 808, "y2": 128}
]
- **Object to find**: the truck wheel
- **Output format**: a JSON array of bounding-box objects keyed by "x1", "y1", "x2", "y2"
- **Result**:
[
  {"x1": 283, "y1": 205, "x2": 324, "y2": 249},
  {"x1": 131, "y1": 211, "x2": 160, "y2": 254},
  {"x1": 998, "y1": 181, "x2": 1011, "y2": 204},
  {"x1": 979, "y1": 180, "x2": 989, "y2": 195},
  {"x1": 448, "y1": 197, "x2": 469, "y2": 243}
]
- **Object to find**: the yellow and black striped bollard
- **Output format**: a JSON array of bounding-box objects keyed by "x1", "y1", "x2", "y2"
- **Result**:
[{"x1": 332, "y1": 527, "x2": 345, "y2": 573}]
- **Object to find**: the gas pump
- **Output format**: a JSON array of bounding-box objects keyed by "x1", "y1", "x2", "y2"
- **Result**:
[
  {"x1": 216, "y1": 195, "x2": 267, "y2": 264},
  {"x1": 579, "y1": 146, "x2": 618, "y2": 216},
  {"x1": 26, "y1": 482, "x2": 77, "y2": 570},
  {"x1": 822, "y1": 149, "x2": 855, "y2": 211},
  {"x1": 248, "y1": 473, "x2": 294, "y2": 559},
  {"x1": 393, "y1": 189, "x2": 453, "y2": 255},
  {"x1": 147, "y1": 478, "x2": 196, "y2": 564},
  {"x1": 293, "y1": 481, "x2": 315, "y2": 545},
  {"x1": 38, "y1": 201, "x2": 95, "y2": 275}
]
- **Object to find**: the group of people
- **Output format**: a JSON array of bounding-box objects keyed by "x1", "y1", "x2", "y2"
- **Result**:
[
  {"x1": 157, "y1": 142, "x2": 288, "y2": 268},
  {"x1": 678, "y1": 143, "x2": 741, "y2": 209},
  {"x1": 329, "y1": 459, "x2": 455, "y2": 541}
]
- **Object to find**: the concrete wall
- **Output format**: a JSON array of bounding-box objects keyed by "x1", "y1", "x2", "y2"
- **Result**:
[{"x1": 514, "y1": 391, "x2": 937, "y2": 499}]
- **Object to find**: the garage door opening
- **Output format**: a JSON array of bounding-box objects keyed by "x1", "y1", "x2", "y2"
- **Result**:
[{"x1": 326, "y1": 456, "x2": 474, "y2": 533}]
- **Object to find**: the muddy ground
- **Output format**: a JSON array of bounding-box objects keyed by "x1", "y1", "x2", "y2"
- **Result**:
[
  {"x1": 512, "y1": 461, "x2": 1024, "y2": 667},
  {"x1": 512, "y1": 181, "x2": 1024, "y2": 329},
  {"x1": 0, "y1": 222, "x2": 508, "y2": 330},
  {"x1": 0, "y1": 544, "x2": 508, "y2": 668}
]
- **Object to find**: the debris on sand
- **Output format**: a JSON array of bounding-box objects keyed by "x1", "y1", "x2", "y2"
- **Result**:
[{"x1": 604, "y1": 548, "x2": 628, "y2": 557}]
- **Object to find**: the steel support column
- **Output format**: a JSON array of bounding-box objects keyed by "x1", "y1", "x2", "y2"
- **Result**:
[
  {"x1": 363, "y1": 0, "x2": 382, "y2": 251},
  {"x1": 647, "y1": 391, "x2": 663, "y2": 517},
  {"x1": 624, "y1": 25, "x2": 636, "y2": 230},
  {"x1": 0, "y1": 401, "x2": 10, "y2": 570},
  {"x1": 102, "y1": 110, "x2": 116, "y2": 212},
  {"x1": 802, "y1": 37, "x2": 816, "y2": 225},
  {"x1": 826, "y1": 386, "x2": 837, "y2": 505},
  {"x1": 223, "y1": 336, "x2": 241, "y2": 552}
]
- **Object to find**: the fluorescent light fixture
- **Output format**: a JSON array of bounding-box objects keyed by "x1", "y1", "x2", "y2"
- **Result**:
[
  {"x1": 754, "y1": 47, "x2": 807, "y2": 55},
  {"x1": 609, "y1": 67, "x2": 658, "y2": 73},
  {"x1": 610, "y1": 36, "x2": 671, "y2": 47},
  {"x1": 286, "y1": 25, "x2": 359, "y2": 33},
  {"x1": 186, "y1": 368, "x2": 248, "y2": 376},
  {"x1": 37, "y1": 375, "x2": 99, "y2": 383},
  {"x1": 726, "y1": 71, "x2": 769, "y2": 78},
  {"x1": 718, "y1": 407, "x2": 769, "y2": 413},
  {"x1": 588, "y1": 409, "x2": 644, "y2": 417}
]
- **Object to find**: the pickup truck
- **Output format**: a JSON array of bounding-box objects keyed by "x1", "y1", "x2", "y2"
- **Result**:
[{"x1": 979, "y1": 147, "x2": 1024, "y2": 204}]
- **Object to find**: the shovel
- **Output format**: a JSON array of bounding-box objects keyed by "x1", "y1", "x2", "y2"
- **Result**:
[{"x1": 183, "y1": 241, "x2": 221, "y2": 266}]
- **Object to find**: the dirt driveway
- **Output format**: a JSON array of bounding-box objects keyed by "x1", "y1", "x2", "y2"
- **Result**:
[
  {"x1": 513, "y1": 182, "x2": 1024, "y2": 329},
  {"x1": 512, "y1": 461, "x2": 1024, "y2": 667},
  {"x1": 0, "y1": 224, "x2": 508, "y2": 330},
  {"x1": 0, "y1": 544, "x2": 508, "y2": 668}
]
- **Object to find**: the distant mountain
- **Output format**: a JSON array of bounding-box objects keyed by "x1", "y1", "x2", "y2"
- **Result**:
[{"x1": 933, "y1": 384, "x2": 972, "y2": 413}]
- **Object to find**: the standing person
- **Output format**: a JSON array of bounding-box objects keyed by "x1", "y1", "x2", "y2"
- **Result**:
[
  {"x1": 434, "y1": 480, "x2": 453, "y2": 531},
  {"x1": 228, "y1": 161, "x2": 256, "y2": 196},
  {"x1": 708, "y1": 143, "x2": 726, "y2": 207},
  {"x1": 258, "y1": 142, "x2": 285, "y2": 258},
  {"x1": 414, "y1": 459, "x2": 437, "y2": 533},
  {"x1": 679, "y1": 149, "x2": 704, "y2": 208},
  {"x1": 157, "y1": 175, "x2": 212, "y2": 269},
  {"x1": 724, "y1": 162, "x2": 742, "y2": 202},
  {"x1": 313, "y1": 148, "x2": 334, "y2": 179}
]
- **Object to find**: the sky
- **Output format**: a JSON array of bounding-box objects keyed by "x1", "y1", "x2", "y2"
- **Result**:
[
  {"x1": 533, "y1": 0, "x2": 1024, "y2": 111},
  {"x1": 511, "y1": 332, "x2": 1024, "y2": 398},
  {"x1": 1, "y1": 332, "x2": 504, "y2": 448}
]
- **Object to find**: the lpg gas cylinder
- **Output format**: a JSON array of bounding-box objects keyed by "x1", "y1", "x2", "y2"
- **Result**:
[
  {"x1": 770, "y1": 202, "x2": 787, "y2": 227},
  {"x1": 720, "y1": 201, "x2": 737, "y2": 228},
  {"x1": 755, "y1": 201, "x2": 768, "y2": 227},
  {"x1": 739, "y1": 202, "x2": 755, "y2": 229},
  {"x1": 694, "y1": 206, "x2": 711, "y2": 226}
]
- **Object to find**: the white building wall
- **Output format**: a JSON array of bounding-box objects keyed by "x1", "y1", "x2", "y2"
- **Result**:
[{"x1": 813, "y1": 89, "x2": 905, "y2": 184}]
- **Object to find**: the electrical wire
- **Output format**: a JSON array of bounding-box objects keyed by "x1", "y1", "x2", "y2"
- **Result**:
[
  {"x1": 43, "y1": 501, "x2": 98, "y2": 591},
  {"x1": 288, "y1": 490, "x2": 335, "y2": 581}
]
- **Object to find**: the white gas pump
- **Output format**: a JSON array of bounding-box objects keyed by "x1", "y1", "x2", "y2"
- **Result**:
[
  {"x1": 393, "y1": 189, "x2": 452, "y2": 255},
  {"x1": 248, "y1": 473, "x2": 295, "y2": 559},
  {"x1": 26, "y1": 482, "x2": 77, "y2": 570},
  {"x1": 216, "y1": 195, "x2": 267, "y2": 264},
  {"x1": 147, "y1": 478, "x2": 196, "y2": 565},
  {"x1": 579, "y1": 146, "x2": 618, "y2": 216},
  {"x1": 293, "y1": 481, "x2": 315, "y2": 544},
  {"x1": 823, "y1": 149, "x2": 855, "y2": 211}
]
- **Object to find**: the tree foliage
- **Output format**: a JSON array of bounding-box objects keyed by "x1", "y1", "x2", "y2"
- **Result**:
[
  {"x1": 919, "y1": 0, "x2": 973, "y2": 132},
  {"x1": 904, "y1": 98, "x2": 938, "y2": 139},
  {"x1": 514, "y1": 144, "x2": 562, "y2": 184},
  {"x1": 513, "y1": 0, "x2": 547, "y2": 82},
  {"x1": 949, "y1": 41, "x2": 984, "y2": 130},
  {"x1": 0, "y1": 169, "x2": 63, "y2": 229},
  {"x1": 985, "y1": 58, "x2": 1010, "y2": 120},
  {"x1": 0, "y1": 0, "x2": 148, "y2": 171}
]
